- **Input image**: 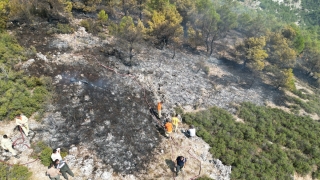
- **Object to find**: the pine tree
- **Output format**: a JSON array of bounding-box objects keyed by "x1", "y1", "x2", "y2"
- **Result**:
[
  {"x1": 147, "y1": 2, "x2": 182, "y2": 49},
  {"x1": 116, "y1": 16, "x2": 145, "y2": 63},
  {"x1": 243, "y1": 36, "x2": 268, "y2": 71}
]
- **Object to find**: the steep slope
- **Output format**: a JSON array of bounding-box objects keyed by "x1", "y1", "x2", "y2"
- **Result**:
[{"x1": 6, "y1": 19, "x2": 286, "y2": 179}]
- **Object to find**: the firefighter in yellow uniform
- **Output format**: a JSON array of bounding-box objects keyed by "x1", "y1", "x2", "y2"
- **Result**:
[{"x1": 172, "y1": 114, "x2": 181, "y2": 133}]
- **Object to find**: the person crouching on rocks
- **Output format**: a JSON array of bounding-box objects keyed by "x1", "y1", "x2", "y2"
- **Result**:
[
  {"x1": 187, "y1": 125, "x2": 196, "y2": 138},
  {"x1": 54, "y1": 159, "x2": 74, "y2": 180},
  {"x1": 15, "y1": 114, "x2": 30, "y2": 136},
  {"x1": 1, "y1": 135, "x2": 18, "y2": 158}
]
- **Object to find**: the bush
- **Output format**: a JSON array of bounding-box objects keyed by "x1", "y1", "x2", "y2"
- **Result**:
[
  {"x1": 80, "y1": 19, "x2": 103, "y2": 34},
  {"x1": 80, "y1": 19, "x2": 91, "y2": 32},
  {"x1": 56, "y1": 23, "x2": 74, "y2": 34},
  {"x1": 197, "y1": 176, "x2": 214, "y2": 180},
  {"x1": 98, "y1": 10, "x2": 108, "y2": 22},
  {"x1": 182, "y1": 103, "x2": 320, "y2": 179},
  {"x1": 31, "y1": 142, "x2": 52, "y2": 166},
  {"x1": 0, "y1": 33, "x2": 51, "y2": 121},
  {"x1": 203, "y1": 66, "x2": 210, "y2": 75},
  {"x1": 0, "y1": 163, "x2": 32, "y2": 180},
  {"x1": 8, "y1": 165, "x2": 32, "y2": 180}
]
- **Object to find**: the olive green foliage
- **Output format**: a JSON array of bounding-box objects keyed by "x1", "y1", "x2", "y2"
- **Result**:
[
  {"x1": 258, "y1": 0, "x2": 299, "y2": 23},
  {"x1": 174, "y1": 106, "x2": 184, "y2": 116},
  {"x1": 285, "y1": 92, "x2": 320, "y2": 116},
  {"x1": 0, "y1": 33, "x2": 24, "y2": 64},
  {"x1": 267, "y1": 31, "x2": 297, "y2": 69},
  {"x1": 300, "y1": 0, "x2": 320, "y2": 26},
  {"x1": 0, "y1": 163, "x2": 32, "y2": 180},
  {"x1": 147, "y1": 1, "x2": 183, "y2": 48},
  {"x1": 72, "y1": 0, "x2": 101, "y2": 12},
  {"x1": 265, "y1": 65, "x2": 296, "y2": 90},
  {"x1": 60, "y1": 150, "x2": 68, "y2": 159},
  {"x1": 0, "y1": 0, "x2": 9, "y2": 31},
  {"x1": 31, "y1": 141, "x2": 68, "y2": 166},
  {"x1": 183, "y1": 103, "x2": 320, "y2": 179},
  {"x1": 243, "y1": 36, "x2": 268, "y2": 71},
  {"x1": 194, "y1": 4, "x2": 220, "y2": 53},
  {"x1": 56, "y1": 23, "x2": 74, "y2": 34},
  {"x1": 48, "y1": 23, "x2": 75, "y2": 34},
  {"x1": 111, "y1": 16, "x2": 145, "y2": 62},
  {"x1": 0, "y1": 33, "x2": 51, "y2": 120},
  {"x1": 98, "y1": 10, "x2": 108, "y2": 22},
  {"x1": 79, "y1": 19, "x2": 102, "y2": 34},
  {"x1": 196, "y1": 176, "x2": 214, "y2": 180},
  {"x1": 286, "y1": 24, "x2": 305, "y2": 54},
  {"x1": 282, "y1": 68, "x2": 295, "y2": 90},
  {"x1": 31, "y1": 141, "x2": 52, "y2": 166},
  {"x1": 80, "y1": 19, "x2": 91, "y2": 32},
  {"x1": 7, "y1": 0, "x2": 71, "y2": 22}
]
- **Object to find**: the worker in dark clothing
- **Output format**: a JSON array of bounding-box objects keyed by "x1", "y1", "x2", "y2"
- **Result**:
[{"x1": 175, "y1": 156, "x2": 187, "y2": 176}]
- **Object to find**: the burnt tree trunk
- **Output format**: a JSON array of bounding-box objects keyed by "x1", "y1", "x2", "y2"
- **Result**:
[{"x1": 172, "y1": 45, "x2": 176, "y2": 59}]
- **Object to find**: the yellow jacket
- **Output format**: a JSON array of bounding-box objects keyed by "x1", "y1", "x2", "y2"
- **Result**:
[{"x1": 172, "y1": 117, "x2": 180, "y2": 126}]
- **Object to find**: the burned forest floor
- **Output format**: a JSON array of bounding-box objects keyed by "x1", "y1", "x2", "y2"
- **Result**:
[{"x1": 2, "y1": 18, "x2": 318, "y2": 180}]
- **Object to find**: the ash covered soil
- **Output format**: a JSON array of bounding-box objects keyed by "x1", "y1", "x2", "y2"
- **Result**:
[{"x1": 8, "y1": 21, "x2": 282, "y2": 179}]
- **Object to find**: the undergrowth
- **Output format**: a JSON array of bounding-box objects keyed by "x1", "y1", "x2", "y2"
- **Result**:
[
  {"x1": 0, "y1": 163, "x2": 32, "y2": 180},
  {"x1": 183, "y1": 103, "x2": 320, "y2": 179},
  {"x1": 286, "y1": 89, "x2": 320, "y2": 116},
  {"x1": 0, "y1": 32, "x2": 52, "y2": 120},
  {"x1": 31, "y1": 141, "x2": 68, "y2": 166}
]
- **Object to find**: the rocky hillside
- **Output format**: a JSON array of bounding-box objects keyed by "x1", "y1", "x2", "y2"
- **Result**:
[{"x1": 0, "y1": 15, "x2": 287, "y2": 179}]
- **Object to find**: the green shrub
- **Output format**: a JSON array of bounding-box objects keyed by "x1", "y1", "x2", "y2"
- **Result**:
[
  {"x1": 40, "y1": 147, "x2": 53, "y2": 166},
  {"x1": 98, "y1": 10, "x2": 108, "y2": 22},
  {"x1": 80, "y1": 19, "x2": 103, "y2": 34},
  {"x1": 292, "y1": 89, "x2": 308, "y2": 99},
  {"x1": 31, "y1": 141, "x2": 52, "y2": 166},
  {"x1": 56, "y1": 23, "x2": 74, "y2": 34},
  {"x1": 8, "y1": 165, "x2": 32, "y2": 180},
  {"x1": 174, "y1": 107, "x2": 184, "y2": 116},
  {"x1": 98, "y1": 33, "x2": 107, "y2": 40},
  {"x1": 182, "y1": 103, "x2": 320, "y2": 179},
  {"x1": 61, "y1": 150, "x2": 68, "y2": 159},
  {"x1": 203, "y1": 65, "x2": 210, "y2": 75},
  {"x1": 285, "y1": 94, "x2": 320, "y2": 116},
  {"x1": 197, "y1": 176, "x2": 214, "y2": 180},
  {"x1": 80, "y1": 19, "x2": 90, "y2": 32},
  {"x1": 312, "y1": 171, "x2": 320, "y2": 179},
  {"x1": 0, "y1": 163, "x2": 32, "y2": 180},
  {"x1": 0, "y1": 33, "x2": 51, "y2": 121}
]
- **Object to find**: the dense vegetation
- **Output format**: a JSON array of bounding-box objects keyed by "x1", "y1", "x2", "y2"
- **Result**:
[
  {"x1": 31, "y1": 141, "x2": 68, "y2": 166},
  {"x1": 0, "y1": 163, "x2": 32, "y2": 180},
  {"x1": 183, "y1": 103, "x2": 320, "y2": 179},
  {"x1": 0, "y1": 0, "x2": 320, "y2": 179},
  {"x1": 0, "y1": 32, "x2": 51, "y2": 120},
  {"x1": 286, "y1": 89, "x2": 320, "y2": 116},
  {"x1": 258, "y1": 0, "x2": 320, "y2": 26},
  {"x1": 0, "y1": 0, "x2": 319, "y2": 89}
]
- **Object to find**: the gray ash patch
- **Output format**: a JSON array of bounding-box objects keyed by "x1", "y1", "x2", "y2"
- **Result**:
[{"x1": 31, "y1": 62, "x2": 160, "y2": 174}]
